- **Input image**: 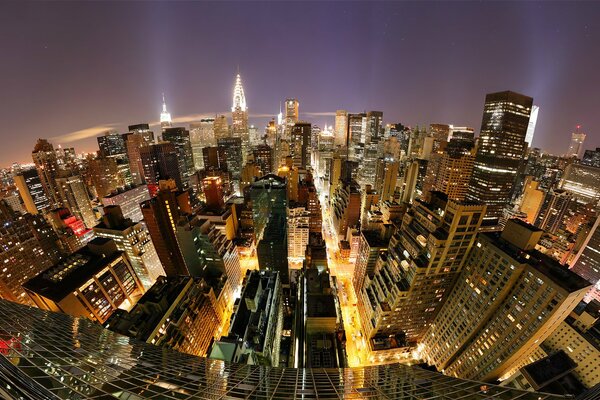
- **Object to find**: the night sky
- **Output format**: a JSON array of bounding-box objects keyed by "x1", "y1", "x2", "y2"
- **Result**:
[{"x1": 1, "y1": 2, "x2": 598, "y2": 166}]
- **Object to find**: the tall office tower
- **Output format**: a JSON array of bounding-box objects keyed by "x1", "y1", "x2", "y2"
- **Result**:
[
  {"x1": 566, "y1": 126, "x2": 586, "y2": 158},
  {"x1": 24, "y1": 238, "x2": 145, "y2": 324},
  {"x1": 231, "y1": 73, "x2": 249, "y2": 137},
  {"x1": 213, "y1": 114, "x2": 230, "y2": 140},
  {"x1": 534, "y1": 189, "x2": 574, "y2": 234},
  {"x1": 466, "y1": 91, "x2": 533, "y2": 228},
  {"x1": 433, "y1": 137, "x2": 476, "y2": 201},
  {"x1": 399, "y1": 158, "x2": 428, "y2": 204},
  {"x1": 160, "y1": 93, "x2": 172, "y2": 131},
  {"x1": 250, "y1": 175, "x2": 287, "y2": 241},
  {"x1": 162, "y1": 127, "x2": 195, "y2": 189},
  {"x1": 559, "y1": 163, "x2": 600, "y2": 204},
  {"x1": 291, "y1": 122, "x2": 311, "y2": 169},
  {"x1": 374, "y1": 158, "x2": 399, "y2": 204},
  {"x1": 570, "y1": 215, "x2": 600, "y2": 301},
  {"x1": 284, "y1": 98, "x2": 299, "y2": 130},
  {"x1": 210, "y1": 270, "x2": 282, "y2": 366},
  {"x1": 31, "y1": 138, "x2": 61, "y2": 207},
  {"x1": 423, "y1": 220, "x2": 591, "y2": 382},
  {"x1": 105, "y1": 275, "x2": 222, "y2": 357},
  {"x1": 358, "y1": 142, "x2": 380, "y2": 188},
  {"x1": 55, "y1": 175, "x2": 97, "y2": 229},
  {"x1": 287, "y1": 206, "x2": 310, "y2": 262},
  {"x1": 366, "y1": 111, "x2": 383, "y2": 144},
  {"x1": 141, "y1": 180, "x2": 191, "y2": 276},
  {"x1": 353, "y1": 229, "x2": 389, "y2": 297},
  {"x1": 46, "y1": 208, "x2": 95, "y2": 253},
  {"x1": 101, "y1": 184, "x2": 150, "y2": 222},
  {"x1": 0, "y1": 201, "x2": 61, "y2": 305},
  {"x1": 0, "y1": 193, "x2": 25, "y2": 215},
  {"x1": 202, "y1": 176, "x2": 224, "y2": 211},
  {"x1": 253, "y1": 144, "x2": 273, "y2": 174},
  {"x1": 97, "y1": 131, "x2": 126, "y2": 157},
  {"x1": 304, "y1": 176, "x2": 322, "y2": 233},
  {"x1": 582, "y1": 147, "x2": 600, "y2": 168},
  {"x1": 240, "y1": 160, "x2": 261, "y2": 196},
  {"x1": 357, "y1": 192, "x2": 485, "y2": 349},
  {"x1": 334, "y1": 110, "x2": 348, "y2": 146},
  {"x1": 217, "y1": 137, "x2": 242, "y2": 178},
  {"x1": 518, "y1": 179, "x2": 545, "y2": 223},
  {"x1": 176, "y1": 216, "x2": 242, "y2": 315},
  {"x1": 140, "y1": 142, "x2": 183, "y2": 190},
  {"x1": 348, "y1": 112, "x2": 367, "y2": 152},
  {"x1": 265, "y1": 118, "x2": 277, "y2": 147},
  {"x1": 328, "y1": 156, "x2": 343, "y2": 200},
  {"x1": 202, "y1": 146, "x2": 228, "y2": 171},
  {"x1": 331, "y1": 179, "x2": 362, "y2": 237},
  {"x1": 190, "y1": 118, "x2": 216, "y2": 170},
  {"x1": 14, "y1": 168, "x2": 50, "y2": 214},
  {"x1": 93, "y1": 205, "x2": 164, "y2": 289},
  {"x1": 123, "y1": 124, "x2": 155, "y2": 185},
  {"x1": 525, "y1": 105, "x2": 539, "y2": 146},
  {"x1": 87, "y1": 156, "x2": 128, "y2": 198}
]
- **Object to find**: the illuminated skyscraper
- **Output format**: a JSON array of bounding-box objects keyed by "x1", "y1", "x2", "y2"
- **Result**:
[
  {"x1": 31, "y1": 138, "x2": 61, "y2": 207},
  {"x1": 14, "y1": 168, "x2": 50, "y2": 214},
  {"x1": 162, "y1": 127, "x2": 195, "y2": 189},
  {"x1": 291, "y1": 122, "x2": 311, "y2": 169},
  {"x1": 140, "y1": 142, "x2": 182, "y2": 189},
  {"x1": 160, "y1": 93, "x2": 172, "y2": 131},
  {"x1": 466, "y1": 91, "x2": 533, "y2": 228},
  {"x1": 55, "y1": 175, "x2": 97, "y2": 229},
  {"x1": 0, "y1": 200, "x2": 61, "y2": 305},
  {"x1": 231, "y1": 73, "x2": 248, "y2": 138},
  {"x1": 285, "y1": 98, "x2": 299, "y2": 129},
  {"x1": 123, "y1": 124, "x2": 155, "y2": 185},
  {"x1": 525, "y1": 105, "x2": 539, "y2": 146},
  {"x1": 570, "y1": 215, "x2": 600, "y2": 301},
  {"x1": 423, "y1": 220, "x2": 591, "y2": 382},
  {"x1": 190, "y1": 118, "x2": 216, "y2": 170},
  {"x1": 566, "y1": 126, "x2": 586, "y2": 158}
]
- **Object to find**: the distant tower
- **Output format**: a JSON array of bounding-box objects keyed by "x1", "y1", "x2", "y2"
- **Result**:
[
  {"x1": 524, "y1": 104, "x2": 539, "y2": 146},
  {"x1": 231, "y1": 73, "x2": 248, "y2": 138},
  {"x1": 285, "y1": 98, "x2": 299, "y2": 129},
  {"x1": 566, "y1": 126, "x2": 586, "y2": 158},
  {"x1": 160, "y1": 93, "x2": 172, "y2": 131}
]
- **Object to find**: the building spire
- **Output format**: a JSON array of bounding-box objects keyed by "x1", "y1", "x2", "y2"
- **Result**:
[
  {"x1": 232, "y1": 72, "x2": 247, "y2": 112},
  {"x1": 160, "y1": 92, "x2": 172, "y2": 128}
]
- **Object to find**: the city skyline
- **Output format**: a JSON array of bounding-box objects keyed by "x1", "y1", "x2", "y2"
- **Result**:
[{"x1": 1, "y1": 2, "x2": 599, "y2": 165}]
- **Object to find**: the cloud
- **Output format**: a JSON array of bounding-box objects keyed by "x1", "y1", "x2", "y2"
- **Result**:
[
  {"x1": 301, "y1": 112, "x2": 337, "y2": 117},
  {"x1": 50, "y1": 124, "x2": 119, "y2": 143}
]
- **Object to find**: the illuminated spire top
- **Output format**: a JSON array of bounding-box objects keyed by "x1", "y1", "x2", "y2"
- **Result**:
[
  {"x1": 277, "y1": 101, "x2": 283, "y2": 125},
  {"x1": 232, "y1": 73, "x2": 247, "y2": 112},
  {"x1": 160, "y1": 93, "x2": 172, "y2": 125}
]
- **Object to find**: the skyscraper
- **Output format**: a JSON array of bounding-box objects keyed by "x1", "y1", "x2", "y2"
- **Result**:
[
  {"x1": 55, "y1": 175, "x2": 97, "y2": 229},
  {"x1": 189, "y1": 118, "x2": 216, "y2": 170},
  {"x1": 97, "y1": 131, "x2": 127, "y2": 157},
  {"x1": 423, "y1": 220, "x2": 591, "y2": 382},
  {"x1": 123, "y1": 124, "x2": 155, "y2": 185},
  {"x1": 31, "y1": 138, "x2": 61, "y2": 207},
  {"x1": 285, "y1": 98, "x2": 299, "y2": 129},
  {"x1": 14, "y1": 168, "x2": 50, "y2": 214},
  {"x1": 525, "y1": 105, "x2": 539, "y2": 146},
  {"x1": 140, "y1": 142, "x2": 183, "y2": 189},
  {"x1": 291, "y1": 122, "x2": 311, "y2": 169},
  {"x1": 160, "y1": 93, "x2": 172, "y2": 131},
  {"x1": 566, "y1": 126, "x2": 586, "y2": 158},
  {"x1": 231, "y1": 73, "x2": 248, "y2": 138},
  {"x1": 466, "y1": 91, "x2": 533, "y2": 228},
  {"x1": 334, "y1": 110, "x2": 348, "y2": 146},
  {"x1": 0, "y1": 200, "x2": 61, "y2": 305},
  {"x1": 162, "y1": 127, "x2": 195, "y2": 189},
  {"x1": 570, "y1": 215, "x2": 600, "y2": 301},
  {"x1": 217, "y1": 137, "x2": 243, "y2": 179}
]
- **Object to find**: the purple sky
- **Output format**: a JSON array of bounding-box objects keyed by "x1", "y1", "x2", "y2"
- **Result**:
[{"x1": 1, "y1": 2, "x2": 598, "y2": 166}]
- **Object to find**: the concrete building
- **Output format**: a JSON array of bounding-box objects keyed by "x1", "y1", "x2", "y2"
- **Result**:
[
  {"x1": 24, "y1": 238, "x2": 145, "y2": 324},
  {"x1": 101, "y1": 184, "x2": 150, "y2": 223},
  {"x1": 14, "y1": 168, "x2": 51, "y2": 214},
  {"x1": 210, "y1": 270, "x2": 282, "y2": 366},
  {"x1": 93, "y1": 205, "x2": 165, "y2": 289},
  {"x1": 423, "y1": 219, "x2": 591, "y2": 382},
  {"x1": 358, "y1": 192, "x2": 485, "y2": 351},
  {"x1": 287, "y1": 206, "x2": 310, "y2": 263},
  {"x1": 105, "y1": 275, "x2": 221, "y2": 357}
]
